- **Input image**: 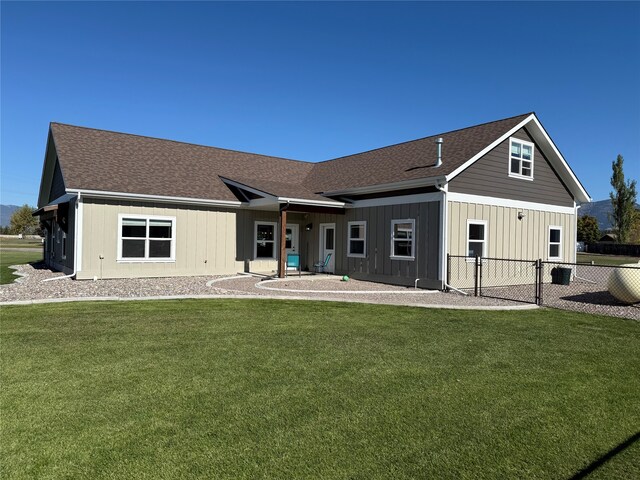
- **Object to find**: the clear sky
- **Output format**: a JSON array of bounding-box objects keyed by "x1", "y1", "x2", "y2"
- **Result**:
[{"x1": 1, "y1": 1, "x2": 639, "y2": 206}]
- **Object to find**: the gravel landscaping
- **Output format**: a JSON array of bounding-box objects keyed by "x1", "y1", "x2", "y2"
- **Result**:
[{"x1": 1, "y1": 263, "x2": 534, "y2": 310}]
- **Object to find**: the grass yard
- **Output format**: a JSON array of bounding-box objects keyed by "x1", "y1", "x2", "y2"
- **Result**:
[
  {"x1": 1, "y1": 300, "x2": 639, "y2": 479},
  {"x1": 577, "y1": 252, "x2": 640, "y2": 266},
  {"x1": 0, "y1": 250, "x2": 42, "y2": 284},
  {"x1": 0, "y1": 237, "x2": 43, "y2": 249}
]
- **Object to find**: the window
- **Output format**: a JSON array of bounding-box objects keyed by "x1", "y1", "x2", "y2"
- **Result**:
[
  {"x1": 347, "y1": 221, "x2": 366, "y2": 257},
  {"x1": 391, "y1": 219, "x2": 415, "y2": 260},
  {"x1": 61, "y1": 231, "x2": 67, "y2": 259},
  {"x1": 118, "y1": 215, "x2": 175, "y2": 261},
  {"x1": 467, "y1": 220, "x2": 487, "y2": 258},
  {"x1": 548, "y1": 226, "x2": 562, "y2": 260},
  {"x1": 255, "y1": 222, "x2": 277, "y2": 259},
  {"x1": 509, "y1": 138, "x2": 534, "y2": 179}
]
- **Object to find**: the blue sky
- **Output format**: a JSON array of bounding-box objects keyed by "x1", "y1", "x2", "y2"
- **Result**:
[{"x1": 1, "y1": 1, "x2": 639, "y2": 206}]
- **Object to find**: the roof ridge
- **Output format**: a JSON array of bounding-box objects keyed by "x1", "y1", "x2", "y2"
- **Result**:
[
  {"x1": 49, "y1": 122, "x2": 312, "y2": 166},
  {"x1": 316, "y1": 112, "x2": 534, "y2": 164}
]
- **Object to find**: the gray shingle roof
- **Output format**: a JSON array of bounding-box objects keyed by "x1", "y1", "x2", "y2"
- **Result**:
[{"x1": 50, "y1": 113, "x2": 533, "y2": 203}]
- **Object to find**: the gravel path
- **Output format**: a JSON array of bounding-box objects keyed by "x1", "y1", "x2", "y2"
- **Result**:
[{"x1": 1, "y1": 263, "x2": 534, "y2": 310}]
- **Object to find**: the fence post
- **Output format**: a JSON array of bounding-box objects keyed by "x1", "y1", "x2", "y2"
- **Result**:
[
  {"x1": 479, "y1": 256, "x2": 483, "y2": 296},
  {"x1": 446, "y1": 254, "x2": 451, "y2": 290},
  {"x1": 474, "y1": 255, "x2": 480, "y2": 297},
  {"x1": 535, "y1": 259, "x2": 541, "y2": 305},
  {"x1": 537, "y1": 259, "x2": 543, "y2": 306}
]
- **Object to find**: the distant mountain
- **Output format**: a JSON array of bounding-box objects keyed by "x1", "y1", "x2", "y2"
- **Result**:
[
  {"x1": 0, "y1": 204, "x2": 19, "y2": 227},
  {"x1": 580, "y1": 199, "x2": 640, "y2": 231}
]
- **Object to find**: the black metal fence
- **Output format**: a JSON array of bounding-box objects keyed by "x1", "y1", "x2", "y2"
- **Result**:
[{"x1": 447, "y1": 255, "x2": 640, "y2": 319}]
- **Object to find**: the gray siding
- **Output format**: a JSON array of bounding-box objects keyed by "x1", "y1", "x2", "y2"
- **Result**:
[
  {"x1": 49, "y1": 160, "x2": 66, "y2": 202},
  {"x1": 449, "y1": 127, "x2": 574, "y2": 207},
  {"x1": 298, "y1": 202, "x2": 440, "y2": 288}
]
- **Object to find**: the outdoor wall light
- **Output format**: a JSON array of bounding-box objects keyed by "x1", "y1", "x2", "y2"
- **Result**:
[
  {"x1": 305, "y1": 223, "x2": 313, "y2": 231},
  {"x1": 518, "y1": 212, "x2": 526, "y2": 220}
]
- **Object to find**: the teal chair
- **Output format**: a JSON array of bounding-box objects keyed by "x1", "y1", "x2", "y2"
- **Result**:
[
  {"x1": 313, "y1": 253, "x2": 332, "y2": 273},
  {"x1": 286, "y1": 253, "x2": 301, "y2": 277}
]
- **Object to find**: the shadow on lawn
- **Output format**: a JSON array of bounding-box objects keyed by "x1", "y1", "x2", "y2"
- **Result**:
[{"x1": 568, "y1": 431, "x2": 640, "y2": 479}]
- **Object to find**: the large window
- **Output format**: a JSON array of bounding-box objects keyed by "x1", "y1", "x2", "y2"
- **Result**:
[
  {"x1": 347, "y1": 221, "x2": 366, "y2": 257},
  {"x1": 118, "y1": 215, "x2": 175, "y2": 261},
  {"x1": 509, "y1": 138, "x2": 534, "y2": 180},
  {"x1": 548, "y1": 226, "x2": 562, "y2": 260},
  {"x1": 390, "y1": 219, "x2": 415, "y2": 260},
  {"x1": 467, "y1": 220, "x2": 487, "y2": 258},
  {"x1": 255, "y1": 222, "x2": 277, "y2": 259}
]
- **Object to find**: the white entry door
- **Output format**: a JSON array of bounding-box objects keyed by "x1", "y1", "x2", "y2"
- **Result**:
[
  {"x1": 319, "y1": 223, "x2": 336, "y2": 273},
  {"x1": 285, "y1": 224, "x2": 299, "y2": 255}
]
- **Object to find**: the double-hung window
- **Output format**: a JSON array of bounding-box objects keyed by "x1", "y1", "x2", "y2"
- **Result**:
[
  {"x1": 347, "y1": 221, "x2": 366, "y2": 257},
  {"x1": 390, "y1": 219, "x2": 415, "y2": 260},
  {"x1": 255, "y1": 222, "x2": 277, "y2": 259},
  {"x1": 509, "y1": 138, "x2": 534, "y2": 179},
  {"x1": 548, "y1": 226, "x2": 562, "y2": 260},
  {"x1": 118, "y1": 215, "x2": 175, "y2": 261},
  {"x1": 467, "y1": 220, "x2": 487, "y2": 258}
]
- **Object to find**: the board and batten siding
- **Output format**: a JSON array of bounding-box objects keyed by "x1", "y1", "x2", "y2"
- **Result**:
[
  {"x1": 449, "y1": 127, "x2": 574, "y2": 207},
  {"x1": 448, "y1": 200, "x2": 575, "y2": 288},
  {"x1": 297, "y1": 202, "x2": 441, "y2": 288},
  {"x1": 78, "y1": 199, "x2": 241, "y2": 280}
]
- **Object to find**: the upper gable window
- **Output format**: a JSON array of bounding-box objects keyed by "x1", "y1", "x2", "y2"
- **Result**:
[{"x1": 509, "y1": 138, "x2": 534, "y2": 180}]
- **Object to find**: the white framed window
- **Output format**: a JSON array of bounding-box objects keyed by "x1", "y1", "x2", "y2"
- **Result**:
[
  {"x1": 548, "y1": 226, "x2": 562, "y2": 260},
  {"x1": 61, "y1": 231, "x2": 67, "y2": 259},
  {"x1": 117, "y1": 214, "x2": 176, "y2": 262},
  {"x1": 467, "y1": 220, "x2": 487, "y2": 259},
  {"x1": 347, "y1": 221, "x2": 366, "y2": 257},
  {"x1": 254, "y1": 221, "x2": 277, "y2": 259},
  {"x1": 509, "y1": 138, "x2": 534, "y2": 180},
  {"x1": 390, "y1": 219, "x2": 415, "y2": 260}
]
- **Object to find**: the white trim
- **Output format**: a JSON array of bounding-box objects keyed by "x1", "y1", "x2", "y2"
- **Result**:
[
  {"x1": 254, "y1": 221, "x2": 278, "y2": 260},
  {"x1": 438, "y1": 189, "x2": 447, "y2": 286},
  {"x1": 508, "y1": 137, "x2": 535, "y2": 180},
  {"x1": 447, "y1": 192, "x2": 575, "y2": 215},
  {"x1": 76, "y1": 194, "x2": 83, "y2": 273},
  {"x1": 347, "y1": 221, "x2": 367, "y2": 258},
  {"x1": 466, "y1": 219, "x2": 488, "y2": 260},
  {"x1": 322, "y1": 176, "x2": 446, "y2": 197},
  {"x1": 277, "y1": 197, "x2": 345, "y2": 208},
  {"x1": 527, "y1": 115, "x2": 591, "y2": 202},
  {"x1": 390, "y1": 218, "x2": 415, "y2": 261},
  {"x1": 67, "y1": 188, "x2": 242, "y2": 208},
  {"x1": 318, "y1": 223, "x2": 336, "y2": 273},
  {"x1": 446, "y1": 114, "x2": 536, "y2": 181},
  {"x1": 350, "y1": 192, "x2": 442, "y2": 208},
  {"x1": 548, "y1": 225, "x2": 563, "y2": 260},
  {"x1": 117, "y1": 214, "x2": 176, "y2": 263}
]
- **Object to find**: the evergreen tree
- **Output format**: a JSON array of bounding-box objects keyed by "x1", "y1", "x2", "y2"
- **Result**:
[{"x1": 609, "y1": 155, "x2": 637, "y2": 243}]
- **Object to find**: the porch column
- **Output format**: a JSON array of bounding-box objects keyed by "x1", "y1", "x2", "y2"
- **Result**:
[{"x1": 278, "y1": 204, "x2": 288, "y2": 278}]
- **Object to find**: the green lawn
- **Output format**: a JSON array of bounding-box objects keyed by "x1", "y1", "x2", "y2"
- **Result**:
[
  {"x1": 577, "y1": 252, "x2": 640, "y2": 266},
  {"x1": 0, "y1": 250, "x2": 42, "y2": 284},
  {"x1": 0, "y1": 237, "x2": 43, "y2": 249},
  {"x1": 1, "y1": 300, "x2": 639, "y2": 479}
]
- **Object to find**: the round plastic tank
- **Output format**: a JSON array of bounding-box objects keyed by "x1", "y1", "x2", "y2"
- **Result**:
[{"x1": 607, "y1": 262, "x2": 640, "y2": 304}]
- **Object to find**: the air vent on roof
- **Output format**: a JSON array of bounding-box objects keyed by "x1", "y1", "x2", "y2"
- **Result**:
[{"x1": 435, "y1": 137, "x2": 443, "y2": 167}]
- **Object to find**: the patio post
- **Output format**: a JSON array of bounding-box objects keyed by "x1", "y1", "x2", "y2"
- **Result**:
[{"x1": 278, "y1": 204, "x2": 288, "y2": 278}]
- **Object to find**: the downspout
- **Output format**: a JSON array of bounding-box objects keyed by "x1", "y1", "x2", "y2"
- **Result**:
[
  {"x1": 43, "y1": 192, "x2": 80, "y2": 282},
  {"x1": 574, "y1": 202, "x2": 581, "y2": 263},
  {"x1": 435, "y1": 181, "x2": 465, "y2": 294}
]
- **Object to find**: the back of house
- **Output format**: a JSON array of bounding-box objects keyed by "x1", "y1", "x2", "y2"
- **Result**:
[{"x1": 35, "y1": 112, "x2": 590, "y2": 288}]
